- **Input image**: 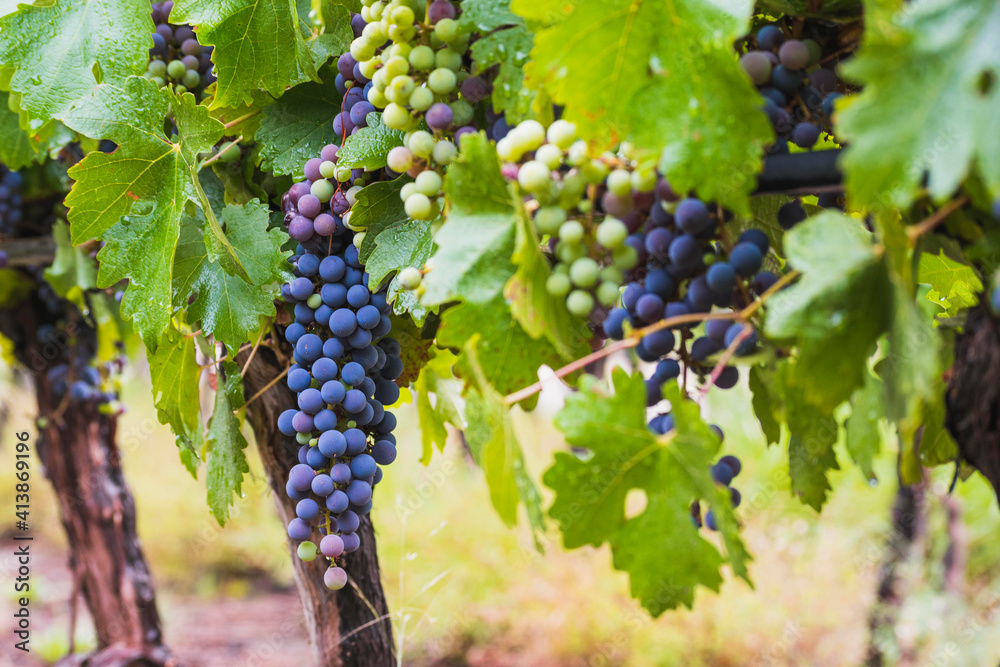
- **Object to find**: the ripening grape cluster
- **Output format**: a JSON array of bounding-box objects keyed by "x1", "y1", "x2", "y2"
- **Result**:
[
  {"x1": 343, "y1": 1, "x2": 491, "y2": 221},
  {"x1": 277, "y1": 145, "x2": 404, "y2": 591},
  {"x1": 146, "y1": 1, "x2": 215, "y2": 98},
  {"x1": 691, "y1": 455, "x2": 743, "y2": 531},
  {"x1": 739, "y1": 23, "x2": 843, "y2": 155}
]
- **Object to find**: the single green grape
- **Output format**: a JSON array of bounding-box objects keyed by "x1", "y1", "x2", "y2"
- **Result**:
[
  {"x1": 167, "y1": 60, "x2": 186, "y2": 79},
  {"x1": 296, "y1": 432, "x2": 312, "y2": 444},
  {"x1": 612, "y1": 245, "x2": 639, "y2": 270},
  {"x1": 435, "y1": 48, "x2": 463, "y2": 72},
  {"x1": 566, "y1": 290, "x2": 595, "y2": 317},
  {"x1": 547, "y1": 120, "x2": 578, "y2": 149},
  {"x1": 307, "y1": 293, "x2": 323, "y2": 309},
  {"x1": 432, "y1": 140, "x2": 457, "y2": 165},
  {"x1": 534, "y1": 207, "x2": 567, "y2": 236},
  {"x1": 311, "y1": 179, "x2": 335, "y2": 202},
  {"x1": 535, "y1": 144, "x2": 563, "y2": 170},
  {"x1": 298, "y1": 541, "x2": 318, "y2": 562},
  {"x1": 558, "y1": 220, "x2": 585, "y2": 245},
  {"x1": 596, "y1": 218, "x2": 628, "y2": 249},
  {"x1": 427, "y1": 68, "x2": 457, "y2": 94},
  {"x1": 148, "y1": 60, "x2": 168, "y2": 78},
  {"x1": 569, "y1": 257, "x2": 600, "y2": 288},
  {"x1": 404, "y1": 192, "x2": 433, "y2": 220},
  {"x1": 546, "y1": 273, "x2": 572, "y2": 297},
  {"x1": 606, "y1": 169, "x2": 632, "y2": 197},
  {"x1": 398, "y1": 267, "x2": 423, "y2": 290},
  {"x1": 182, "y1": 70, "x2": 200, "y2": 89},
  {"x1": 409, "y1": 86, "x2": 434, "y2": 111},
  {"x1": 517, "y1": 161, "x2": 551, "y2": 194},
  {"x1": 415, "y1": 170, "x2": 443, "y2": 196},
  {"x1": 320, "y1": 160, "x2": 338, "y2": 179},
  {"x1": 383, "y1": 103, "x2": 411, "y2": 129},
  {"x1": 407, "y1": 130, "x2": 435, "y2": 159},
  {"x1": 597, "y1": 281, "x2": 621, "y2": 306},
  {"x1": 409, "y1": 45, "x2": 436, "y2": 71},
  {"x1": 434, "y1": 18, "x2": 458, "y2": 43}
]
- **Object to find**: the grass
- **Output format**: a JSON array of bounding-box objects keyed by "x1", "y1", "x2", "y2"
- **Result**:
[{"x1": 2, "y1": 361, "x2": 999, "y2": 665}]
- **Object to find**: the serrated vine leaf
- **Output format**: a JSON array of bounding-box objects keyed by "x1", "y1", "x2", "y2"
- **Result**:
[
  {"x1": 147, "y1": 327, "x2": 202, "y2": 473},
  {"x1": 838, "y1": 0, "x2": 1000, "y2": 207},
  {"x1": 63, "y1": 79, "x2": 226, "y2": 346},
  {"x1": 422, "y1": 133, "x2": 517, "y2": 306},
  {"x1": 414, "y1": 350, "x2": 462, "y2": 465},
  {"x1": 436, "y1": 294, "x2": 564, "y2": 408},
  {"x1": 470, "y1": 25, "x2": 537, "y2": 122},
  {"x1": 174, "y1": 200, "x2": 290, "y2": 351},
  {"x1": 256, "y1": 72, "x2": 342, "y2": 176},
  {"x1": 764, "y1": 212, "x2": 892, "y2": 410},
  {"x1": 0, "y1": 93, "x2": 70, "y2": 169},
  {"x1": 170, "y1": 0, "x2": 319, "y2": 110},
  {"x1": 514, "y1": 0, "x2": 771, "y2": 211},
  {"x1": 844, "y1": 369, "x2": 882, "y2": 482},
  {"x1": 918, "y1": 250, "x2": 982, "y2": 317},
  {"x1": 546, "y1": 371, "x2": 748, "y2": 615},
  {"x1": 335, "y1": 113, "x2": 405, "y2": 170},
  {"x1": 206, "y1": 360, "x2": 250, "y2": 526},
  {"x1": 749, "y1": 365, "x2": 781, "y2": 446},
  {"x1": 43, "y1": 220, "x2": 96, "y2": 312},
  {"x1": 464, "y1": 340, "x2": 545, "y2": 541},
  {"x1": 784, "y1": 380, "x2": 840, "y2": 511},
  {"x1": 0, "y1": 0, "x2": 150, "y2": 126}
]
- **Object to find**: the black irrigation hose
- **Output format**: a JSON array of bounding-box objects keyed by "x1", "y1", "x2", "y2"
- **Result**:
[{"x1": 755, "y1": 148, "x2": 843, "y2": 196}]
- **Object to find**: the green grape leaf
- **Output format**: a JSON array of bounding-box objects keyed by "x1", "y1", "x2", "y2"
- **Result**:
[
  {"x1": 883, "y1": 284, "x2": 942, "y2": 456},
  {"x1": 918, "y1": 250, "x2": 983, "y2": 318},
  {"x1": 470, "y1": 25, "x2": 538, "y2": 122},
  {"x1": 173, "y1": 200, "x2": 291, "y2": 352},
  {"x1": 0, "y1": 93, "x2": 71, "y2": 169},
  {"x1": 422, "y1": 133, "x2": 517, "y2": 306},
  {"x1": 43, "y1": 220, "x2": 96, "y2": 313},
  {"x1": 764, "y1": 212, "x2": 892, "y2": 410},
  {"x1": 303, "y1": 0, "x2": 353, "y2": 66},
  {"x1": 504, "y1": 211, "x2": 591, "y2": 360},
  {"x1": 335, "y1": 112, "x2": 405, "y2": 170},
  {"x1": 147, "y1": 327, "x2": 202, "y2": 473},
  {"x1": 460, "y1": 0, "x2": 524, "y2": 30},
  {"x1": 414, "y1": 349, "x2": 462, "y2": 465},
  {"x1": 514, "y1": 0, "x2": 771, "y2": 212},
  {"x1": 436, "y1": 293, "x2": 564, "y2": 408},
  {"x1": 838, "y1": 0, "x2": 1000, "y2": 207},
  {"x1": 546, "y1": 371, "x2": 747, "y2": 615},
  {"x1": 63, "y1": 80, "x2": 225, "y2": 346},
  {"x1": 387, "y1": 312, "x2": 432, "y2": 387},
  {"x1": 256, "y1": 71, "x2": 342, "y2": 176},
  {"x1": 748, "y1": 365, "x2": 781, "y2": 446},
  {"x1": 0, "y1": 0, "x2": 151, "y2": 126},
  {"x1": 784, "y1": 378, "x2": 840, "y2": 511},
  {"x1": 171, "y1": 0, "x2": 319, "y2": 110},
  {"x1": 353, "y1": 177, "x2": 434, "y2": 298},
  {"x1": 206, "y1": 360, "x2": 250, "y2": 525},
  {"x1": 844, "y1": 369, "x2": 882, "y2": 482},
  {"x1": 464, "y1": 339, "x2": 546, "y2": 540}
]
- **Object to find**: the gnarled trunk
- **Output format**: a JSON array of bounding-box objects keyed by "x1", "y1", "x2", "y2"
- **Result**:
[
  {"x1": 238, "y1": 344, "x2": 394, "y2": 667},
  {"x1": 1, "y1": 295, "x2": 173, "y2": 667}
]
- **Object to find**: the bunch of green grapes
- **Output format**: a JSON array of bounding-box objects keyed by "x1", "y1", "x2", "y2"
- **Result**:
[
  {"x1": 349, "y1": 0, "x2": 486, "y2": 220},
  {"x1": 500, "y1": 118, "x2": 662, "y2": 318}
]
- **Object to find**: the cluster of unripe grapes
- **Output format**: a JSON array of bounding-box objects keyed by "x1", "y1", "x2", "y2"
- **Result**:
[
  {"x1": 146, "y1": 1, "x2": 215, "y2": 98},
  {"x1": 739, "y1": 23, "x2": 843, "y2": 153}
]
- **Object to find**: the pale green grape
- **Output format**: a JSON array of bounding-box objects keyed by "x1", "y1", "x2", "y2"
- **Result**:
[
  {"x1": 596, "y1": 218, "x2": 628, "y2": 248},
  {"x1": 546, "y1": 273, "x2": 571, "y2": 296},
  {"x1": 415, "y1": 170, "x2": 443, "y2": 196},
  {"x1": 566, "y1": 290, "x2": 595, "y2": 317},
  {"x1": 404, "y1": 192, "x2": 433, "y2": 219},
  {"x1": 570, "y1": 257, "x2": 599, "y2": 287}
]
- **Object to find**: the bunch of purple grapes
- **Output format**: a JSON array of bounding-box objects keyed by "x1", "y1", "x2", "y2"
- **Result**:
[
  {"x1": 146, "y1": 1, "x2": 215, "y2": 98},
  {"x1": 739, "y1": 23, "x2": 843, "y2": 155},
  {"x1": 277, "y1": 146, "x2": 404, "y2": 591}
]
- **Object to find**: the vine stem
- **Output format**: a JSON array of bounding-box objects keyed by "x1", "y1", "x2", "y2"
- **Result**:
[
  {"x1": 502, "y1": 269, "x2": 800, "y2": 405},
  {"x1": 242, "y1": 365, "x2": 289, "y2": 409},
  {"x1": 223, "y1": 111, "x2": 260, "y2": 130},
  {"x1": 199, "y1": 135, "x2": 243, "y2": 169},
  {"x1": 241, "y1": 320, "x2": 271, "y2": 376},
  {"x1": 906, "y1": 195, "x2": 970, "y2": 242},
  {"x1": 699, "y1": 322, "x2": 754, "y2": 400}
]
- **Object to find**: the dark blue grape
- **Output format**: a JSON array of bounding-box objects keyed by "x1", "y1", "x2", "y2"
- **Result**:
[
  {"x1": 292, "y1": 411, "x2": 314, "y2": 433},
  {"x1": 323, "y1": 337, "x2": 345, "y2": 360},
  {"x1": 711, "y1": 462, "x2": 734, "y2": 486},
  {"x1": 653, "y1": 359, "x2": 681, "y2": 382},
  {"x1": 321, "y1": 282, "x2": 348, "y2": 308},
  {"x1": 289, "y1": 277, "x2": 314, "y2": 301},
  {"x1": 720, "y1": 455, "x2": 742, "y2": 477},
  {"x1": 635, "y1": 293, "x2": 664, "y2": 322},
  {"x1": 321, "y1": 380, "x2": 346, "y2": 405},
  {"x1": 738, "y1": 229, "x2": 769, "y2": 254},
  {"x1": 327, "y1": 490, "x2": 350, "y2": 513},
  {"x1": 338, "y1": 510, "x2": 360, "y2": 534},
  {"x1": 706, "y1": 262, "x2": 737, "y2": 293},
  {"x1": 645, "y1": 269, "x2": 676, "y2": 300},
  {"x1": 729, "y1": 242, "x2": 763, "y2": 276},
  {"x1": 602, "y1": 308, "x2": 629, "y2": 339},
  {"x1": 330, "y1": 308, "x2": 357, "y2": 337},
  {"x1": 297, "y1": 498, "x2": 320, "y2": 522},
  {"x1": 346, "y1": 479, "x2": 373, "y2": 505},
  {"x1": 344, "y1": 428, "x2": 367, "y2": 455},
  {"x1": 644, "y1": 228, "x2": 673, "y2": 259},
  {"x1": 687, "y1": 276, "x2": 715, "y2": 310},
  {"x1": 357, "y1": 304, "x2": 381, "y2": 329},
  {"x1": 289, "y1": 463, "x2": 315, "y2": 492},
  {"x1": 724, "y1": 323, "x2": 758, "y2": 355},
  {"x1": 639, "y1": 329, "x2": 675, "y2": 357},
  {"x1": 298, "y1": 387, "x2": 325, "y2": 414},
  {"x1": 278, "y1": 409, "x2": 297, "y2": 436},
  {"x1": 341, "y1": 361, "x2": 365, "y2": 386},
  {"x1": 331, "y1": 463, "x2": 352, "y2": 485},
  {"x1": 372, "y1": 440, "x2": 397, "y2": 465},
  {"x1": 288, "y1": 367, "x2": 312, "y2": 392},
  {"x1": 353, "y1": 345, "x2": 379, "y2": 370},
  {"x1": 314, "y1": 409, "x2": 338, "y2": 432},
  {"x1": 306, "y1": 447, "x2": 328, "y2": 469},
  {"x1": 675, "y1": 198, "x2": 711, "y2": 234},
  {"x1": 312, "y1": 474, "x2": 335, "y2": 497},
  {"x1": 691, "y1": 337, "x2": 722, "y2": 362},
  {"x1": 668, "y1": 234, "x2": 701, "y2": 269},
  {"x1": 715, "y1": 366, "x2": 739, "y2": 389},
  {"x1": 287, "y1": 518, "x2": 312, "y2": 540}
]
